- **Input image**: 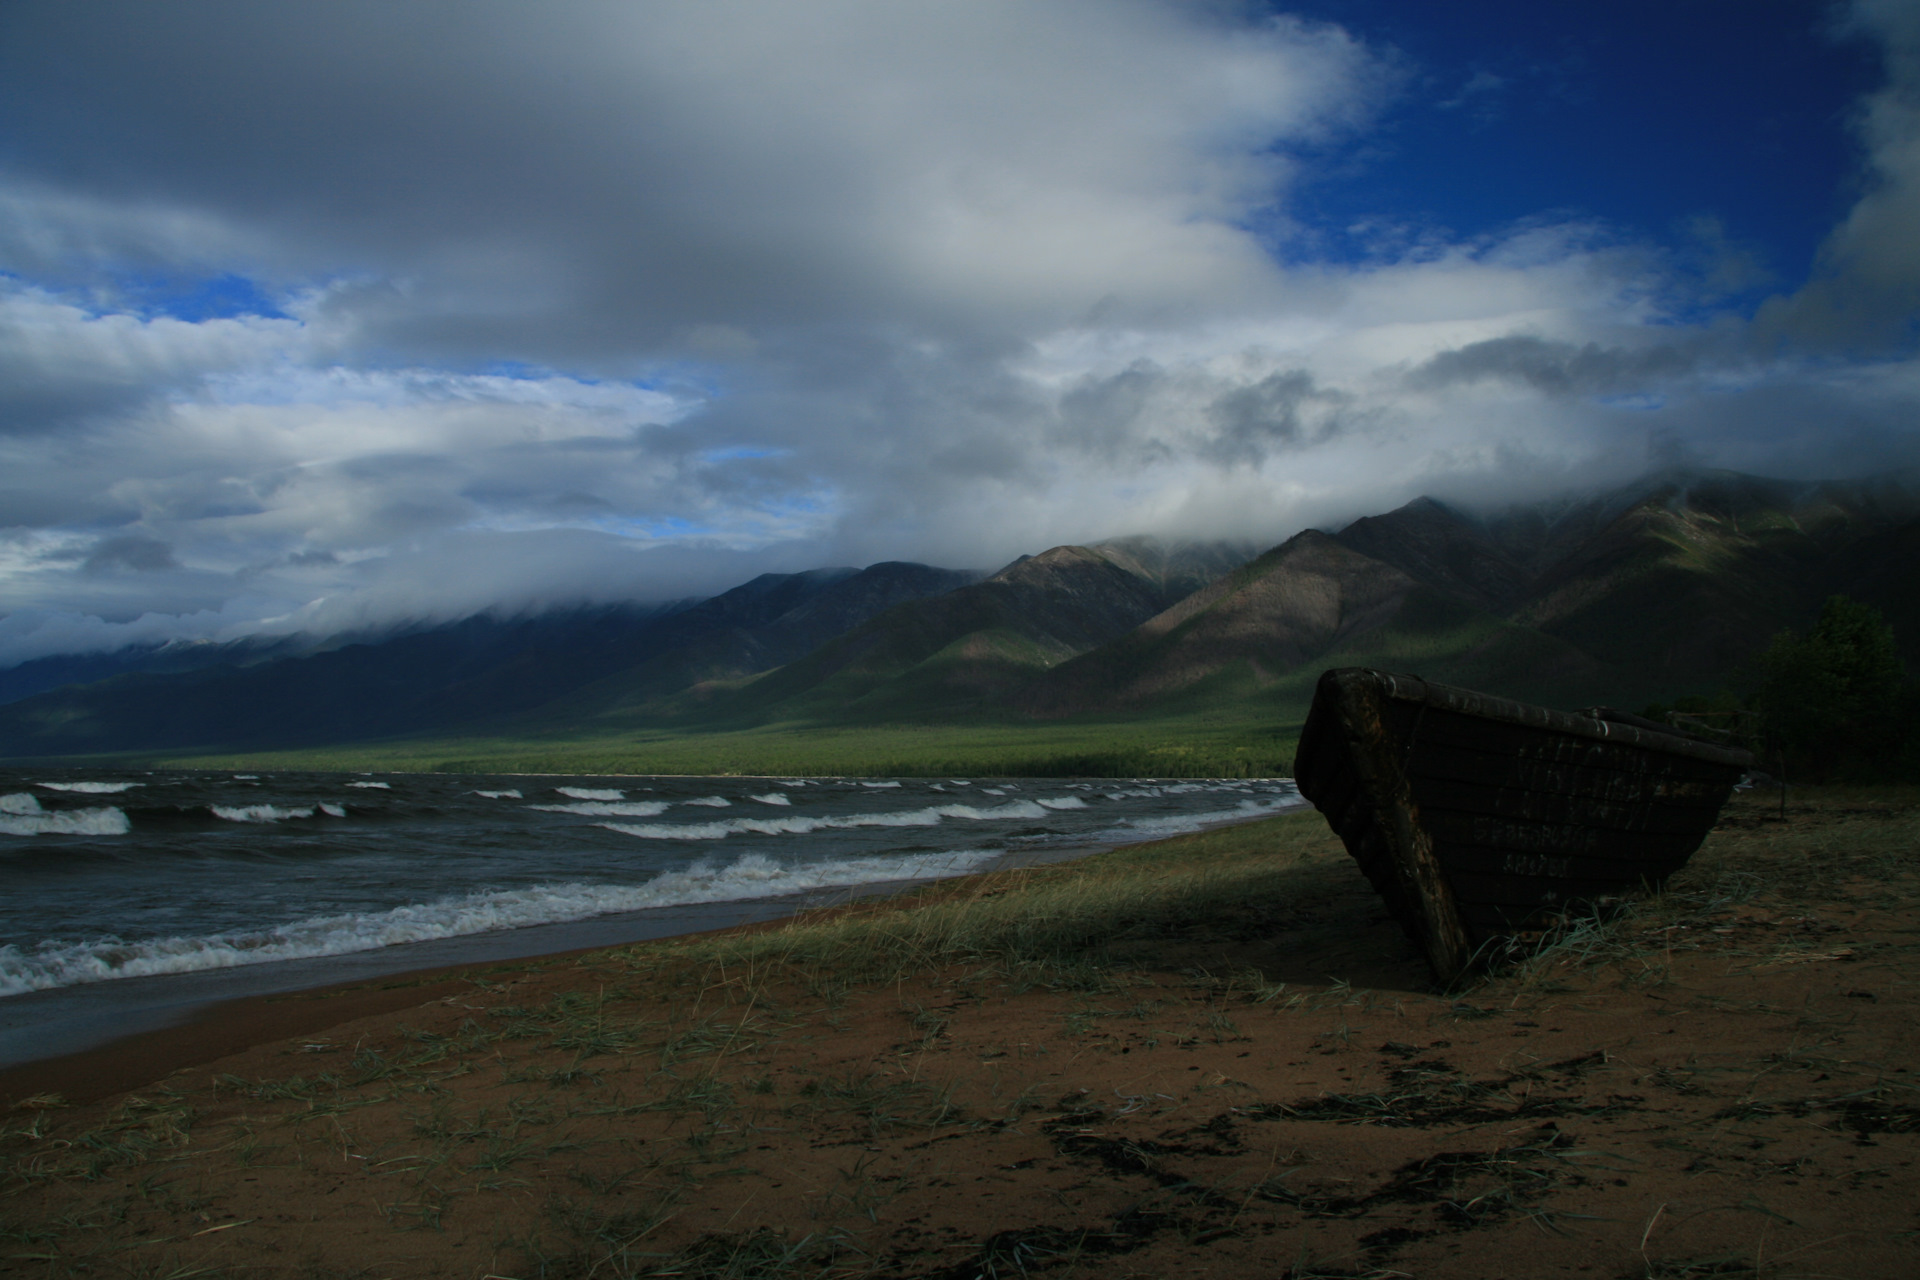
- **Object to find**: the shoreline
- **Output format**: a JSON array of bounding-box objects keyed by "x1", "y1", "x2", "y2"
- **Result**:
[
  {"x1": 5, "y1": 791, "x2": 1916, "y2": 1278},
  {"x1": 0, "y1": 808, "x2": 1298, "y2": 1102}
]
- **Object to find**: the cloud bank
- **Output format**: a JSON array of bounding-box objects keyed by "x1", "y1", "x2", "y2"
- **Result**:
[{"x1": 0, "y1": 0, "x2": 1915, "y2": 666}]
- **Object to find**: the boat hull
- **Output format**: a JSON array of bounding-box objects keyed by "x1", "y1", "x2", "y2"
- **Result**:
[{"x1": 1293, "y1": 668, "x2": 1752, "y2": 983}]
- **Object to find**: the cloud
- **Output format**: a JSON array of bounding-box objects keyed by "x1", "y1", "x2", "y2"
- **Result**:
[
  {"x1": 1751, "y1": 0, "x2": 1920, "y2": 351},
  {"x1": 1404, "y1": 335, "x2": 1704, "y2": 397},
  {"x1": 0, "y1": 1, "x2": 1913, "y2": 667},
  {"x1": 81, "y1": 535, "x2": 178, "y2": 575}
]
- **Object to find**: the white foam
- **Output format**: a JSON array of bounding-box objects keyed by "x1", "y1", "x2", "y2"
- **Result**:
[
  {"x1": 556, "y1": 787, "x2": 624, "y2": 801},
  {"x1": 475, "y1": 789, "x2": 523, "y2": 799},
  {"x1": 233, "y1": 775, "x2": 258, "y2": 780},
  {"x1": 346, "y1": 781, "x2": 391, "y2": 790},
  {"x1": 37, "y1": 781, "x2": 143, "y2": 794},
  {"x1": 210, "y1": 804, "x2": 315, "y2": 824},
  {"x1": 1, "y1": 794, "x2": 42, "y2": 816},
  {"x1": 320, "y1": 803, "x2": 347, "y2": 818},
  {"x1": 0, "y1": 803, "x2": 130, "y2": 836},
  {"x1": 0, "y1": 847, "x2": 1000, "y2": 997},
  {"x1": 750, "y1": 793, "x2": 792, "y2": 806},
  {"x1": 602, "y1": 798, "x2": 1050, "y2": 842},
  {"x1": 529, "y1": 800, "x2": 671, "y2": 817},
  {"x1": 860, "y1": 780, "x2": 902, "y2": 788},
  {"x1": 683, "y1": 796, "x2": 731, "y2": 808},
  {"x1": 1036, "y1": 796, "x2": 1088, "y2": 810},
  {"x1": 1100, "y1": 796, "x2": 1304, "y2": 842}
]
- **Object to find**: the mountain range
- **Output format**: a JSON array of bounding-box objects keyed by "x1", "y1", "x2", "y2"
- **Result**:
[{"x1": 2, "y1": 468, "x2": 1916, "y2": 764}]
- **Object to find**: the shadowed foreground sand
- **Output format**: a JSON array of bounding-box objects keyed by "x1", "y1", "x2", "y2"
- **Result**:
[{"x1": 3, "y1": 790, "x2": 1916, "y2": 1279}]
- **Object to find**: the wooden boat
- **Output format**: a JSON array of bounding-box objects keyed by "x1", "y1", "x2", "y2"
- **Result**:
[{"x1": 1293, "y1": 668, "x2": 1753, "y2": 984}]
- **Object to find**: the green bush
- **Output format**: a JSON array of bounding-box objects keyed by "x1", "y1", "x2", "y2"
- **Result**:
[{"x1": 1754, "y1": 595, "x2": 1916, "y2": 780}]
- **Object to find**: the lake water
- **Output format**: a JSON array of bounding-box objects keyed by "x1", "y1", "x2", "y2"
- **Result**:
[{"x1": 0, "y1": 769, "x2": 1302, "y2": 1064}]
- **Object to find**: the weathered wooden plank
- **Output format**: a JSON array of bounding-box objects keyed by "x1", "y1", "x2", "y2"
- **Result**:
[
  {"x1": 1401, "y1": 742, "x2": 1735, "y2": 810},
  {"x1": 1435, "y1": 843, "x2": 1692, "y2": 883},
  {"x1": 1394, "y1": 710, "x2": 1738, "y2": 785},
  {"x1": 1406, "y1": 775, "x2": 1724, "y2": 835},
  {"x1": 1417, "y1": 808, "x2": 1708, "y2": 860}
]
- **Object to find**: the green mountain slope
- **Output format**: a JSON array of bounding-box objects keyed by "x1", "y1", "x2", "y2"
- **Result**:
[
  {"x1": 607, "y1": 541, "x2": 1241, "y2": 727},
  {"x1": 1022, "y1": 529, "x2": 1616, "y2": 721}
]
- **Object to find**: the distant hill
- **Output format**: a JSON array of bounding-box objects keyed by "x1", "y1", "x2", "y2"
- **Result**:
[
  {"x1": 0, "y1": 561, "x2": 976, "y2": 756},
  {"x1": 619, "y1": 538, "x2": 1264, "y2": 726}
]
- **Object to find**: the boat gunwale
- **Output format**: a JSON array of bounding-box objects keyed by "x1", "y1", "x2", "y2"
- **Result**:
[{"x1": 1367, "y1": 671, "x2": 1754, "y2": 769}]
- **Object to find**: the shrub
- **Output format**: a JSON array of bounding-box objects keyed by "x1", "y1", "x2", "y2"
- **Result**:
[{"x1": 1754, "y1": 595, "x2": 1914, "y2": 780}]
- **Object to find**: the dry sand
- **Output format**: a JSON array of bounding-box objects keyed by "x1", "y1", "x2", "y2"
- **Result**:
[{"x1": 2, "y1": 789, "x2": 1915, "y2": 1279}]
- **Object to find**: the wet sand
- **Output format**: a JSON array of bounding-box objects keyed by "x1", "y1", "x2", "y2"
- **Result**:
[{"x1": 4, "y1": 792, "x2": 1916, "y2": 1278}]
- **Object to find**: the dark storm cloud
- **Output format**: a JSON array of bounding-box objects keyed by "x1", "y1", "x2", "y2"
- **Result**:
[
  {"x1": 1203, "y1": 369, "x2": 1347, "y2": 465},
  {"x1": 1404, "y1": 335, "x2": 1703, "y2": 397},
  {"x1": 81, "y1": 536, "x2": 179, "y2": 575}
]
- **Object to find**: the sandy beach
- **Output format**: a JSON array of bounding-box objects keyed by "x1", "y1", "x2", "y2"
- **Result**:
[{"x1": 3, "y1": 790, "x2": 1916, "y2": 1278}]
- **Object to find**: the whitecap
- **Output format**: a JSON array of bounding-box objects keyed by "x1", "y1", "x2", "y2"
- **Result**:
[
  {"x1": 37, "y1": 781, "x2": 144, "y2": 794},
  {"x1": 0, "y1": 847, "x2": 1001, "y2": 996},
  {"x1": 0, "y1": 805, "x2": 130, "y2": 836},
  {"x1": 860, "y1": 780, "x2": 902, "y2": 788},
  {"x1": 1036, "y1": 796, "x2": 1088, "y2": 810},
  {"x1": 750, "y1": 793, "x2": 792, "y2": 806},
  {"x1": 320, "y1": 803, "x2": 347, "y2": 818},
  {"x1": 475, "y1": 789, "x2": 523, "y2": 799},
  {"x1": 602, "y1": 798, "x2": 1049, "y2": 842},
  {"x1": 1, "y1": 793, "x2": 42, "y2": 816},
  {"x1": 346, "y1": 781, "x2": 391, "y2": 790},
  {"x1": 211, "y1": 804, "x2": 315, "y2": 824},
  {"x1": 556, "y1": 787, "x2": 623, "y2": 801},
  {"x1": 1098, "y1": 794, "x2": 1306, "y2": 842},
  {"x1": 683, "y1": 796, "x2": 731, "y2": 808},
  {"x1": 528, "y1": 801, "x2": 671, "y2": 817}
]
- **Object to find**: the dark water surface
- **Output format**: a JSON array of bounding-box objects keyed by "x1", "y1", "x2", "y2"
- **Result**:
[{"x1": 0, "y1": 769, "x2": 1301, "y2": 1065}]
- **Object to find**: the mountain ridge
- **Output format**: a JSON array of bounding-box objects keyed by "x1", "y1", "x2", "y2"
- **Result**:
[{"x1": 2, "y1": 471, "x2": 1916, "y2": 764}]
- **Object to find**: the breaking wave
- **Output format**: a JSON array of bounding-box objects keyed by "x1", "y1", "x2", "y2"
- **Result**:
[
  {"x1": 211, "y1": 804, "x2": 324, "y2": 824},
  {"x1": 750, "y1": 793, "x2": 792, "y2": 806},
  {"x1": 684, "y1": 796, "x2": 730, "y2": 807},
  {"x1": 602, "y1": 798, "x2": 1056, "y2": 841},
  {"x1": 556, "y1": 787, "x2": 624, "y2": 801},
  {"x1": 0, "y1": 792, "x2": 131, "y2": 837},
  {"x1": 1097, "y1": 797, "x2": 1303, "y2": 841},
  {"x1": 0, "y1": 847, "x2": 999, "y2": 996},
  {"x1": 347, "y1": 781, "x2": 391, "y2": 790},
  {"x1": 475, "y1": 789, "x2": 523, "y2": 799},
  {"x1": 38, "y1": 781, "x2": 144, "y2": 794},
  {"x1": 530, "y1": 800, "x2": 671, "y2": 817}
]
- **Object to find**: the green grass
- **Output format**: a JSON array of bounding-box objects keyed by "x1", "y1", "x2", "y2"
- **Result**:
[
  {"x1": 623, "y1": 808, "x2": 1343, "y2": 986},
  {"x1": 156, "y1": 712, "x2": 1305, "y2": 777}
]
